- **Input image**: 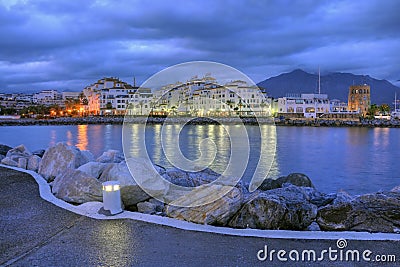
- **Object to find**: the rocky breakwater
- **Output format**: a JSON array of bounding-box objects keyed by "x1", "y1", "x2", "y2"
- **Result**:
[
  {"x1": 275, "y1": 118, "x2": 400, "y2": 128},
  {"x1": 1, "y1": 142, "x2": 400, "y2": 233}
]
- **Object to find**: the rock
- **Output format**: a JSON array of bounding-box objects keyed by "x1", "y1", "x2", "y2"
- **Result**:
[
  {"x1": 6, "y1": 144, "x2": 32, "y2": 162},
  {"x1": 258, "y1": 178, "x2": 281, "y2": 191},
  {"x1": 258, "y1": 173, "x2": 314, "y2": 191},
  {"x1": 191, "y1": 166, "x2": 221, "y2": 177},
  {"x1": 301, "y1": 187, "x2": 336, "y2": 207},
  {"x1": 32, "y1": 149, "x2": 45, "y2": 158},
  {"x1": 163, "y1": 168, "x2": 190, "y2": 186},
  {"x1": 99, "y1": 159, "x2": 168, "y2": 207},
  {"x1": 163, "y1": 168, "x2": 216, "y2": 187},
  {"x1": 96, "y1": 150, "x2": 124, "y2": 163},
  {"x1": 52, "y1": 168, "x2": 102, "y2": 204},
  {"x1": 187, "y1": 168, "x2": 219, "y2": 184},
  {"x1": 0, "y1": 154, "x2": 4, "y2": 161},
  {"x1": 18, "y1": 157, "x2": 27, "y2": 169},
  {"x1": 391, "y1": 185, "x2": 400, "y2": 193},
  {"x1": 229, "y1": 185, "x2": 317, "y2": 230},
  {"x1": 1, "y1": 157, "x2": 18, "y2": 167},
  {"x1": 332, "y1": 191, "x2": 354, "y2": 205},
  {"x1": 317, "y1": 191, "x2": 400, "y2": 233},
  {"x1": 137, "y1": 201, "x2": 157, "y2": 214},
  {"x1": 38, "y1": 142, "x2": 91, "y2": 182},
  {"x1": 126, "y1": 158, "x2": 170, "y2": 201},
  {"x1": 307, "y1": 222, "x2": 321, "y2": 231},
  {"x1": 0, "y1": 144, "x2": 12, "y2": 156},
  {"x1": 77, "y1": 162, "x2": 108, "y2": 179},
  {"x1": 153, "y1": 164, "x2": 166, "y2": 175},
  {"x1": 229, "y1": 192, "x2": 286, "y2": 229},
  {"x1": 166, "y1": 185, "x2": 243, "y2": 226},
  {"x1": 27, "y1": 155, "x2": 41, "y2": 172},
  {"x1": 80, "y1": 150, "x2": 95, "y2": 162},
  {"x1": 277, "y1": 173, "x2": 315, "y2": 188},
  {"x1": 148, "y1": 198, "x2": 165, "y2": 212}
]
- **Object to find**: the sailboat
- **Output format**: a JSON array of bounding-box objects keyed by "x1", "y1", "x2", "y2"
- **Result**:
[{"x1": 391, "y1": 92, "x2": 400, "y2": 119}]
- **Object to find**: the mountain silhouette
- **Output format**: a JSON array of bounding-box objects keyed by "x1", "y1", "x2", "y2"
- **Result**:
[{"x1": 257, "y1": 69, "x2": 399, "y2": 105}]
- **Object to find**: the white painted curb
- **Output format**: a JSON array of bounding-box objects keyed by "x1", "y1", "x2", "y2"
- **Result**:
[{"x1": 2, "y1": 164, "x2": 400, "y2": 241}]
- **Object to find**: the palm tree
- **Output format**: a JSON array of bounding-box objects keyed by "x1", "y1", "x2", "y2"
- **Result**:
[
  {"x1": 367, "y1": 104, "x2": 379, "y2": 118},
  {"x1": 379, "y1": 104, "x2": 390, "y2": 115},
  {"x1": 260, "y1": 101, "x2": 268, "y2": 117},
  {"x1": 226, "y1": 100, "x2": 234, "y2": 117},
  {"x1": 139, "y1": 100, "x2": 144, "y2": 115},
  {"x1": 237, "y1": 99, "x2": 244, "y2": 116},
  {"x1": 170, "y1": 106, "x2": 177, "y2": 116}
]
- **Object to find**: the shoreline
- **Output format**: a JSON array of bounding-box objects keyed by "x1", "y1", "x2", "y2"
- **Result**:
[
  {"x1": 1, "y1": 142, "x2": 400, "y2": 235},
  {"x1": 2, "y1": 164, "x2": 399, "y2": 241},
  {"x1": 0, "y1": 116, "x2": 400, "y2": 127}
]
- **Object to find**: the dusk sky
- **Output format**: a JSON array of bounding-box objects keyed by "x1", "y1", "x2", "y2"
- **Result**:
[{"x1": 0, "y1": 0, "x2": 399, "y2": 92}]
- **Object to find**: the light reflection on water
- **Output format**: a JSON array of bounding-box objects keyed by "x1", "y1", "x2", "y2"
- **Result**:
[
  {"x1": 76, "y1": 125, "x2": 88, "y2": 151},
  {"x1": 0, "y1": 124, "x2": 399, "y2": 194}
]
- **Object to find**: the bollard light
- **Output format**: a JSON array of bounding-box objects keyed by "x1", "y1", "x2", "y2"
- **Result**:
[{"x1": 102, "y1": 181, "x2": 123, "y2": 215}]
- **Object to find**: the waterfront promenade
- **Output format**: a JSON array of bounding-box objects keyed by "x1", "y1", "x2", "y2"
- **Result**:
[
  {"x1": 1, "y1": 116, "x2": 400, "y2": 127},
  {"x1": 1, "y1": 166, "x2": 399, "y2": 266}
]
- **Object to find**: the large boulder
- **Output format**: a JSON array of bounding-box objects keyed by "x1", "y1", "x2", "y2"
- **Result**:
[
  {"x1": 301, "y1": 187, "x2": 336, "y2": 207},
  {"x1": 17, "y1": 157, "x2": 28, "y2": 169},
  {"x1": 0, "y1": 144, "x2": 12, "y2": 156},
  {"x1": 166, "y1": 185, "x2": 243, "y2": 226},
  {"x1": 1, "y1": 157, "x2": 18, "y2": 167},
  {"x1": 32, "y1": 149, "x2": 45, "y2": 158},
  {"x1": 391, "y1": 185, "x2": 400, "y2": 193},
  {"x1": 52, "y1": 168, "x2": 102, "y2": 204},
  {"x1": 78, "y1": 162, "x2": 108, "y2": 179},
  {"x1": 99, "y1": 159, "x2": 168, "y2": 207},
  {"x1": 163, "y1": 167, "x2": 216, "y2": 187},
  {"x1": 96, "y1": 150, "x2": 124, "y2": 163},
  {"x1": 137, "y1": 201, "x2": 157, "y2": 214},
  {"x1": 258, "y1": 178, "x2": 281, "y2": 191},
  {"x1": 38, "y1": 142, "x2": 91, "y2": 181},
  {"x1": 331, "y1": 191, "x2": 354, "y2": 205},
  {"x1": 6, "y1": 144, "x2": 32, "y2": 162},
  {"x1": 258, "y1": 173, "x2": 314, "y2": 191},
  {"x1": 317, "y1": 191, "x2": 400, "y2": 233},
  {"x1": 80, "y1": 150, "x2": 95, "y2": 162},
  {"x1": 229, "y1": 185, "x2": 317, "y2": 230},
  {"x1": 27, "y1": 155, "x2": 42, "y2": 172},
  {"x1": 278, "y1": 173, "x2": 315, "y2": 188}
]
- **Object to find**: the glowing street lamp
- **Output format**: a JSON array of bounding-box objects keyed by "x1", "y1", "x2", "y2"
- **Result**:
[{"x1": 102, "y1": 181, "x2": 123, "y2": 215}]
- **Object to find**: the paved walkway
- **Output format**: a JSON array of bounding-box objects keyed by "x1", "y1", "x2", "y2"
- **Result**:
[{"x1": 0, "y1": 166, "x2": 399, "y2": 266}]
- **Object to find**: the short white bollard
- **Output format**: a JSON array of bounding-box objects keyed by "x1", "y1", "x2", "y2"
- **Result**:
[{"x1": 102, "y1": 181, "x2": 123, "y2": 215}]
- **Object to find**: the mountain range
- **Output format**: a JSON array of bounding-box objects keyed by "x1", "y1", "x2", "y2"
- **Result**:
[{"x1": 257, "y1": 69, "x2": 399, "y2": 105}]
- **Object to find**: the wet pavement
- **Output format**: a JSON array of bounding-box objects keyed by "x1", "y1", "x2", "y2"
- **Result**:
[{"x1": 0, "y1": 166, "x2": 399, "y2": 266}]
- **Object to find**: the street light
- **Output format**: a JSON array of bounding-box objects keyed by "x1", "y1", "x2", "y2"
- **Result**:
[{"x1": 102, "y1": 181, "x2": 123, "y2": 215}]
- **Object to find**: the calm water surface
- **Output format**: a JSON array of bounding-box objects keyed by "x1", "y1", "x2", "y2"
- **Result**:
[{"x1": 0, "y1": 124, "x2": 399, "y2": 194}]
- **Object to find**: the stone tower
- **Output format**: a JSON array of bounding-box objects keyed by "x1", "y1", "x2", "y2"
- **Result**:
[{"x1": 348, "y1": 84, "x2": 370, "y2": 116}]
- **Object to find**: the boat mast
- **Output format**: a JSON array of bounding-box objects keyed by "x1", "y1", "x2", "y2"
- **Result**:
[{"x1": 318, "y1": 67, "x2": 321, "y2": 94}]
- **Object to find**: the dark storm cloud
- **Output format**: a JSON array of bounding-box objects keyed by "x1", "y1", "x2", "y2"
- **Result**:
[{"x1": 0, "y1": 0, "x2": 399, "y2": 91}]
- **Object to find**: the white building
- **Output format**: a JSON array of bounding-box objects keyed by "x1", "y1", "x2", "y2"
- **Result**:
[
  {"x1": 126, "y1": 87, "x2": 154, "y2": 115},
  {"x1": 149, "y1": 75, "x2": 270, "y2": 117},
  {"x1": 62, "y1": 91, "x2": 81, "y2": 100},
  {"x1": 276, "y1": 94, "x2": 360, "y2": 118},
  {"x1": 83, "y1": 75, "x2": 270, "y2": 117},
  {"x1": 16, "y1": 94, "x2": 33, "y2": 102},
  {"x1": 277, "y1": 93, "x2": 330, "y2": 118},
  {"x1": 32, "y1": 90, "x2": 63, "y2": 105},
  {"x1": 83, "y1": 77, "x2": 153, "y2": 115},
  {"x1": 330, "y1": 99, "x2": 350, "y2": 113}
]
